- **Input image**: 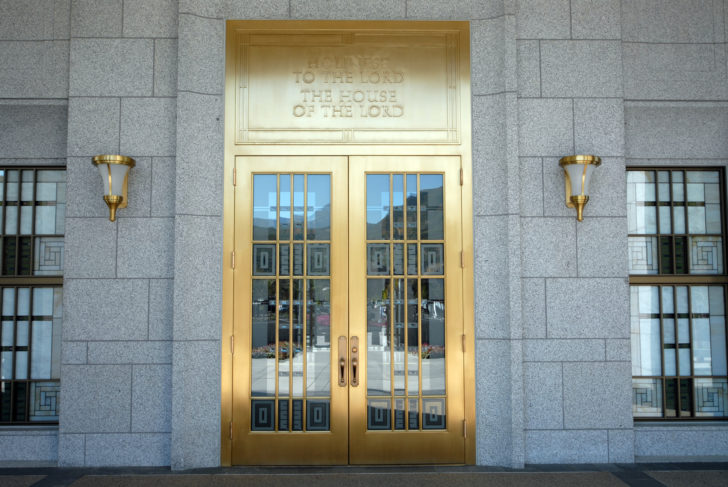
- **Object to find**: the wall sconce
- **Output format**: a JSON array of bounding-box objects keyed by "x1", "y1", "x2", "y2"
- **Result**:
[
  {"x1": 92, "y1": 155, "x2": 135, "y2": 222},
  {"x1": 559, "y1": 155, "x2": 601, "y2": 222}
]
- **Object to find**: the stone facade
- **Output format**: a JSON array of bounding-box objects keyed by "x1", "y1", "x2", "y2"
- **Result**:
[{"x1": 0, "y1": 0, "x2": 726, "y2": 468}]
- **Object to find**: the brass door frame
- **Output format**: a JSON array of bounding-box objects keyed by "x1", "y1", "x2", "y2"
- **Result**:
[{"x1": 222, "y1": 20, "x2": 475, "y2": 466}]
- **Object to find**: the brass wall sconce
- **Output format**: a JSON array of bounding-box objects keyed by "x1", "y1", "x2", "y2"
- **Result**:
[
  {"x1": 559, "y1": 155, "x2": 601, "y2": 221},
  {"x1": 92, "y1": 155, "x2": 135, "y2": 222}
]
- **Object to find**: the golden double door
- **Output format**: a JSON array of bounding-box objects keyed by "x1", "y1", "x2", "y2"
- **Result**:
[{"x1": 229, "y1": 155, "x2": 469, "y2": 465}]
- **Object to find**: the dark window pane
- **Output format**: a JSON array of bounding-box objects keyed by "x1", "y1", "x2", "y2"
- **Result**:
[
  {"x1": 18, "y1": 237, "x2": 31, "y2": 276},
  {"x1": 665, "y1": 379, "x2": 677, "y2": 417},
  {"x1": 3, "y1": 237, "x2": 16, "y2": 275},
  {"x1": 674, "y1": 237, "x2": 688, "y2": 274},
  {"x1": 13, "y1": 381, "x2": 27, "y2": 422},
  {"x1": 680, "y1": 378, "x2": 692, "y2": 417},
  {"x1": 659, "y1": 236, "x2": 673, "y2": 274}
]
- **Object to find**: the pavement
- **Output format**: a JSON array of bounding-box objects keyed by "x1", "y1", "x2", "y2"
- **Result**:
[{"x1": 0, "y1": 463, "x2": 727, "y2": 487}]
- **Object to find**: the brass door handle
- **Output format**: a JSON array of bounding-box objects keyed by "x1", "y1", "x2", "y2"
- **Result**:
[
  {"x1": 350, "y1": 336, "x2": 359, "y2": 387},
  {"x1": 338, "y1": 336, "x2": 347, "y2": 386}
]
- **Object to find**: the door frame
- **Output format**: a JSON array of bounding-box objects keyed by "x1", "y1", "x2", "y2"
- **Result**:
[{"x1": 222, "y1": 20, "x2": 475, "y2": 466}]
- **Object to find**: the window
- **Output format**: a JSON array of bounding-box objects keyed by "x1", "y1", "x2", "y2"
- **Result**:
[
  {"x1": 628, "y1": 168, "x2": 728, "y2": 419},
  {"x1": 0, "y1": 168, "x2": 64, "y2": 424}
]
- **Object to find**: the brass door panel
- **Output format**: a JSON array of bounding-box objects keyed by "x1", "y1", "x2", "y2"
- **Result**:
[
  {"x1": 348, "y1": 156, "x2": 465, "y2": 464},
  {"x1": 231, "y1": 156, "x2": 349, "y2": 465}
]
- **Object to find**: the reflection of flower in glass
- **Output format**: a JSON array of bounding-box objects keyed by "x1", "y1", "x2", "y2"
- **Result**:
[
  {"x1": 251, "y1": 342, "x2": 301, "y2": 359},
  {"x1": 420, "y1": 343, "x2": 445, "y2": 359}
]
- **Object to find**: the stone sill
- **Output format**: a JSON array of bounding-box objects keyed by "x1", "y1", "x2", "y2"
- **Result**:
[
  {"x1": 0, "y1": 425, "x2": 58, "y2": 435},
  {"x1": 635, "y1": 421, "x2": 728, "y2": 430}
]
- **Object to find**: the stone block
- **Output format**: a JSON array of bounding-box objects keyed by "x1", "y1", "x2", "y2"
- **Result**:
[
  {"x1": 149, "y1": 279, "x2": 174, "y2": 341},
  {"x1": 516, "y1": 0, "x2": 570, "y2": 39},
  {"x1": 623, "y1": 43, "x2": 728, "y2": 100},
  {"x1": 64, "y1": 279, "x2": 149, "y2": 340},
  {"x1": 471, "y1": 18, "x2": 505, "y2": 96},
  {"x1": 570, "y1": 0, "x2": 621, "y2": 39},
  {"x1": 0, "y1": 431, "x2": 57, "y2": 462},
  {"x1": 472, "y1": 94, "x2": 507, "y2": 216},
  {"x1": 67, "y1": 97, "x2": 120, "y2": 157},
  {"x1": 177, "y1": 14, "x2": 224, "y2": 94},
  {"x1": 622, "y1": 0, "x2": 723, "y2": 43},
  {"x1": 171, "y1": 340, "x2": 220, "y2": 469},
  {"x1": 71, "y1": 0, "x2": 122, "y2": 37},
  {"x1": 70, "y1": 39, "x2": 153, "y2": 96},
  {"x1": 64, "y1": 218, "x2": 117, "y2": 278},
  {"x1": 563, "y1": 362, "x2": 632, "y2": 429},
  {"x1": 634, "y1": 424, "x2": 728, "y2": 458},
  {"x1": 576, "y1": 217, "x2": 628, "y2": 277},
  {"x1": 62, "y1": 341, "x2": 87, "y2": 364},
  {"x1": 0, "y1": 0, "x2": 57, "y2": 40},
  {"x1": 58, "y1": 434, "x2": 85, "y2": 466},
  {"x1": 120, "y1": 97, "x2": 177, "y2": 157},
  {"x1": 61, "y1": 364, "x2": 132, "y2": 433},
  {"x1": 290, "y1": 0, "x2": 406, "y2": 19},
  {"x1": 519, "y1": 157, "x2": 543, "y2": 216},
  {"x1": 524, "y1": 362, "x2": 562, "y2": 429},
  {"x1": 176, "y1": 92, "x2": 224, "y2": 215},
  {"x1": 540, "y1": 41, "x2": 622, "y2": 98},
  {"x1": 178, "y1": 0, "x2": 222, "y2": 18},
  {"x1": 0, "y1": 105, "x2": 67, "y2": 158},
  {"x1": 522, "y1": 278, "x2": 546, "y2": 338},
  {"x1": 609, "y1": 429, "x2": 634, "y2": 462},
  {"x1": 117, "y1": 218, "x2": 175, "y2": 278},
  {"x1": 154, "y1": 39, "x2": 178, "y2": 97},
  {"x1": 606, "y1": 339, "x2": 630, "y2": 362},
  {"x1": 475, "y1": 339, "x2": 513, "y2": 466},
  {"x1": 88, "y1": 342, "x2": 172, "y2": 364},
  {"x1": 625, "y1": 103, "x2": 728, "y2": 159},
  {"x1": 223, "y1": 0, "x2": 290, "y2": 18},
  {"x1": 173, "y1": 216, "x2": 222, "y2": 340},
  {"x1": 123, "y1": 0, "x2": 177, "y2": 38},
  {"x1": 474, "y1": 216, "x2": 509, "y2": 339},
  {"x1": 151, "y1": 157, "x2": 176, "y2": 216},
  {"x1": 517, "y1": 98, "x2": 573, "y2": 157},
  {"x1": 547, "y1": 278, "x2": 629, "y2": 338},
  {"x1": 516, "y1": 40, "x2": 540, "y2": 97},
  {"x1": 521, "y1": 217, "x2": 576, "y2": 277},
  {"x1": 85, "y1": 433, "x2": 170, "y2": 466},
  {"x1": 132, "y1": 364, "x2": 172, "y2": 432},
  {"x1": 524, "y1": 339, "x2": 605, "y2": 362},
  {"x1": 574, "y1": 98, "x2": 624, "y2": 157},
  {"x1": 66, "y1": 157, "x2": 151, "y2": 218},
  {"x1": 54, "y1": 0, "x2": 71, "y2": 39},
  {"x1": 526, "y1": 430, "x2": 608, "y2": 463},
  {"x1": 0, "y1": 41, "x2": 69, "y2": 98},
  {"x1": 406, "y1": 0, "x2": 504, "y2": 19}
]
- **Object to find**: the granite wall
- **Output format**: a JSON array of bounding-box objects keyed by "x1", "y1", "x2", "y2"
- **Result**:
[{"x1": 1, "y1": 0, "x2": 727, "y2": 469}]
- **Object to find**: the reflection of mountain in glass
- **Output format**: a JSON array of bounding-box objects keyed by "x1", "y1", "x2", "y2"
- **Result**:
[
  {"x1": 366, "y1": 187, "x2": 443, "y2": 241},
  {"x1": 252, "y1": 203, "x2": 331, "y2": 241}
]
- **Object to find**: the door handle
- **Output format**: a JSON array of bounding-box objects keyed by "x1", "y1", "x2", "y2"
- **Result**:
[
  {"x1": 338, "y1": 336, "x2": 347, "y2": 386},
  {"x1": 350, "y1": 336, "x2": 359, "y2": 387}
]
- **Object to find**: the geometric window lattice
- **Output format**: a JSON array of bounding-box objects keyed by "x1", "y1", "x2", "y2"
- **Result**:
[
  {"x1": 422, "y1": 397, "x2": 446, "y2": 429},
  {"x1": 367, "y1": 398, "x2": 391, "y2": 430},
  {"x1": 632, "y1": 379, "x2": 662, "y2": 417},
  {"x1": 367, "y1": 243, "x2": 389, "y2": 275},
  {"x1": 29, "y1": 381, "x2": 59, "y2": 421},
  {"x1": 33, "y1": 237, "x2": 64, "y2": 276},
  {"x1": 307, "y1": 244, "x2": 330, "y2": 276},
  {"x1": 695, "y1": 379, "x2": 728, "y2": 417},
  {"x1": 629, "y1": 236, "x2": 659, "y2": 274},
  {"x1": 252, "y1": 244, "x2": 276, "y2": 276},
  {"x1": 421, "y1": 244, "x2": 444, "y2": 275},
  {"x1": 250, "y1": 399, "x2": 275, "y2": 431},
  {"x1": 305, "y1": 399, "x2": 330, "y2": 431},
  {"x1": 690, "y1": 237, "x2": 723, "y2": 274}
]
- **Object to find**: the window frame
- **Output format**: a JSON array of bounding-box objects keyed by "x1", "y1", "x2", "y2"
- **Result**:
[
  {"x1": 0, "y1": 165, "x2": 64, "y2": 425},
  {"x1": 629, "y1": 166, "x2": 728, "y2": 421}
]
